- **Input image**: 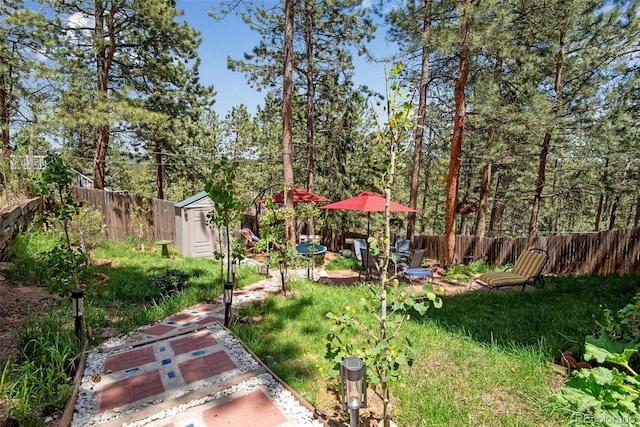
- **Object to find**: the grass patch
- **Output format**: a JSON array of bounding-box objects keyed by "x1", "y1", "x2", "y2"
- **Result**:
[
  {"x1": 232, "y1": 274, "x2": 639, "y2": 426},
  {"x1": 425, "y1": 274, "x2": 639, "y2": 358},
  {"x1": 324, "y1": 254, "x2": 358, "y2": 271}
]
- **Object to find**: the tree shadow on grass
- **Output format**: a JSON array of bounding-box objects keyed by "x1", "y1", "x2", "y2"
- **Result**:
[
  {"x1": 413, "y1": 274, "x2": 640, "y2": 357},
  {"x1": 233, "y1": 291, "x2": 323, "y2": 383}
]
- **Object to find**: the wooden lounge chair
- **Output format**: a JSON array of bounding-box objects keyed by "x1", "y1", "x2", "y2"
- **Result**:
[
  {"x1": 472, "y1": 248, "x2": 549, "y2": 291},
  {"x1": 239, "y1": 228, "x2": 259, "y2": 251}
]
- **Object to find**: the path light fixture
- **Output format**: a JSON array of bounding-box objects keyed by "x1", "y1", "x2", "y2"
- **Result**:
[
  {"x1": 265, "y1": 252, "x2": 271, "y2": 277},
  {"x1": 279, "y1": 259, "x2": 286, "y2": 293},
  {"x1": 231, "y1": 258, "x2": 238, "y2": 287},
  {"x1": 71, "y1": 288, "x2": 85, "y2": 342},
  {"x1": 340, "y1": 356, "x2": 367, "y2": 427},
  {"x1": 223, "y1": 281, "x2": 233, "y2": 327}
]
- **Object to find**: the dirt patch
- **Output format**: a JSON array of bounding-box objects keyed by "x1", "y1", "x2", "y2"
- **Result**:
[
  {"x1": 0, "y1": 266, "x2": 61, "y2": 423},
  {"x1": 0, "y1": 281, "x2": 60, "y2": 365}
]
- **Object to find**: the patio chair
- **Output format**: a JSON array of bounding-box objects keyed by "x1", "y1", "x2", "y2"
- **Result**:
[
  {"x1": 391, "y1": 238, "x2": 411, "y2": 262},
  {"x1": 353, "y1": 238, "x2": 367, "y2": 261},
  {"x1": 398, "y1": 249, "x2": 432, "y2": 283},
  {"x1": 358, "y1": 248, "x2": 380, "y2": 281},
  {"x1": 472, "y1": 248, "x2": 549, "y2": 291},
  {"x1": 397, "y1": 248, "x2": 426, "y2": 272}
]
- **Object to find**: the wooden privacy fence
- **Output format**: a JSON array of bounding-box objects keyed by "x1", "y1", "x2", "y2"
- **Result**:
[
  {"x1": 72, "y1": 187, "x2": 175, "y2": 242},
  {"x1": 414, "y1": 228, "x2": 640, "y2": 275},
  {"x1": 322, "y1": 227, "x2": 640, "y2": 276},
  {"x1": 68, "y1": 189, "x2": 640, "y2": 275}
]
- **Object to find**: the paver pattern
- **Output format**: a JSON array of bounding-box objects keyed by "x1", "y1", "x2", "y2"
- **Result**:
[{"x1": 70, "y1": 277, "x2": 323, "y2": 427}]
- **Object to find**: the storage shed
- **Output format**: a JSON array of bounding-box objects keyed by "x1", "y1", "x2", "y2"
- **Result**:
[{"x1": 174, "y1": 191, "x2": 225, "y2": 258}]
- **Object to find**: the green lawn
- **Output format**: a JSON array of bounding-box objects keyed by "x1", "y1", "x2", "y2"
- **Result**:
[{"x1": 231, "y1": 274, "x2": 639, "y2": 426}]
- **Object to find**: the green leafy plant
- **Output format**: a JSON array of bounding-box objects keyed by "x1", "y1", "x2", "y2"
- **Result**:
[
  {"x1": 35, "y1": 153, "x2": 94, "y2": 295},
  {"x1": 322, "y1": 64, "x2": 444, "y2": 427},
  {"x1": 130, "y1": 196, "x2": 152, "y2": 251},
  {"x1": 554, "y1": 334, "x2": 639, "y2": 426},
  {"x1": 444, "y1": 259, "x2": 509, "y2": 283},
  {"x1": 43, "y1": 243, "x2": 91, "y2": 295},
  {"x1": 258, "y1": 193, "x2": 297, "y2": 274},
  {"x1": 151, "y1": 269, "x2": 191, "y2": 298},
  {"x1": 205, "y1": 157, "x2": 245, "y2": 286},
  {"x1": 324, "y1": 282, "x2": 442, "y2": 384},
  {"x1": 0, "y1": 310, "x2": 80, "y2": 423},
  {"x1": 600, "y1": 292, "x2": 640, "y2": 345}
]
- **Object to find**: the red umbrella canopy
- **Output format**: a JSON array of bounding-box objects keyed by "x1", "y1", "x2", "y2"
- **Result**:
[
  {"x1": 319, "y1": 192, "x2": 417, "y2": 236},
  {"x1": 257, "y1": 187, "x2": 331, "y2": 204},
  {"x1": 319, "y1": 192, "x2": 417, "y2": 213}
]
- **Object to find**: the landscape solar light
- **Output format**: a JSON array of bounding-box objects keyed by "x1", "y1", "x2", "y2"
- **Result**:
[
  {"x1": 231, "y1": 258, "x2": 238, "y2": 286},
  {"x1": 279, "y1": 259, "x2": 286, "y2": 293},
  {"x1": 223, "y1": 281, "x2": 233, "y2": 327},
  {"x1": 71, "y1": 288, "x2": 85, "y2": 342},
  {"x1": 340, "y1": 356, "x2": 367, "y2": 427},
  {"x1": 265, "y1": 252, "x2": 271, "y2": 277}
]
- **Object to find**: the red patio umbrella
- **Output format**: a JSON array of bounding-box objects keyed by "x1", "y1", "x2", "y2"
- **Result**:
[
  {"x1": 319, "y1": 191, "x2": 417, "y2": 236},
  {"x1": 257, "y1": 187, "x2": 331, "y2": 204}
]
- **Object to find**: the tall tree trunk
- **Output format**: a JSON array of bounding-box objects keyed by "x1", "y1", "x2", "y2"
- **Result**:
[
  {"x1": 527, "y1": 130, "x2": 550, "y2": 247},
  {"x1": 156, "y1": 148, "x2": 164, "y2": 200},
  {"x1": 527, "y1": 29, "x2": 565, "y2": 247},
  {"x1": 594, "y1": 192, "x2": 603, "y2": 231},
  {"x1": 634, "y1": 191, "x2": 640, "y2": 228},
  {"x1": 475, "y1": 158, "x2": 492, "y2": 238},
  {"x1": 445, "y1": 0, "x2": 472, "y2": 266},
  {"x1": 282, "y1": 0, "x2": 296, "y2": 248},
  {"x1": 459, "y1": 155, "x2": 474, "y2": 235},
  {"x1": 594, "y1": 158, "x2": 609, "y2": 231},
  {"x1": 608, "y1": 195, "x2": 620, "y2": 230},
  {"x1": 0, "y1": 54, "x2": 12, "y2": 185},
  {"x1": 489, "y1": 173, "x2": 508, "y2": 235},
  {"x1": 304, "y1": 3, "x2": 316, "y2": 237},
  {"x1": 407, "y1": 0, "x2": 432, "y2": 246},
  {"x1": 475, "y1": 53, "x2": 502, "y2": 239},
  {"x1": 93, "y1": 1, "x2": 116, "y2": 190}
]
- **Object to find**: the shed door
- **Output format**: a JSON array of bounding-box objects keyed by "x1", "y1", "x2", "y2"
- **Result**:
[{"x1": 190, "y1": 208, "x2": 215, "y2": 257}]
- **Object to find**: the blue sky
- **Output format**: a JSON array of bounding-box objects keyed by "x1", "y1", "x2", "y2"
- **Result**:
[{"x1": 177, "y1": 0, "x2": 394, "y2": 117}]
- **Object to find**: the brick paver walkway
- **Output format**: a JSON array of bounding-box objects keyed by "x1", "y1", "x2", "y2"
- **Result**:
[{"x1": 70, "y1": 278, "x2": 323, "y2": 427}]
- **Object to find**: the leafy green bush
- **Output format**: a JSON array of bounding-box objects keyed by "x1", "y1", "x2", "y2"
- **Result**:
[
  {"x1": 52, "y1": 204, "x2": 107, "y2": 250},
  {"x1": 553, "y1": 335, "x2": 639, "y2": 426},
  {"x1": 443, "y1": 259, "x2": 508, "y2": 282},
  {"x1": 44, "y1": 244, "x2": 94, "y2": 295},
  {"x1": 600, "y1": 292, "x2": 640, "y2": 345},
  {"x1": 150, "y1": 269, "x2": 191, "y2": 298}
]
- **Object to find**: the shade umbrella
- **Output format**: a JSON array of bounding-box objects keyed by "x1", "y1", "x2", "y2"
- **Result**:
[
  {"x1": 319, "y1": 191, "x2": 417, "y2": 236},
  {"x1": 257, "y1": 187, "x2": 331, "y2": 204}
]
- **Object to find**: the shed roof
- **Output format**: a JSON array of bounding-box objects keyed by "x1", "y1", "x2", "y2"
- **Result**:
[{"x1": 175, "y1": 191, "x2": 209, "y2": 208}]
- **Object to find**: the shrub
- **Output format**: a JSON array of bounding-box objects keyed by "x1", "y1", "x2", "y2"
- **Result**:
[
  {"x1": 600, "y1": 292, "x2": 640, "y2": 344},
  {"x1": 553, "y1": 335, "x2": 639, "y2": 426},
  {"x1": 150, "y1": 269, "x2": 191, "y2": 298}
]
